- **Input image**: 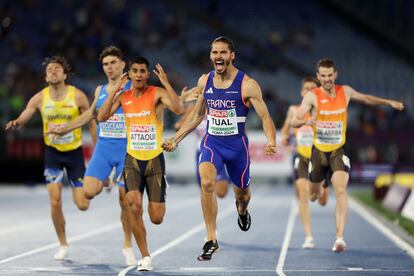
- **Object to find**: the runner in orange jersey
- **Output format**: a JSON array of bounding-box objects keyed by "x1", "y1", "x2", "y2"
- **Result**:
[
  {"x1": 291, "y1": 58, "x2": 404, "y2": 253},
  {"x1": 97, "y1": 57, "x2": 183, "y2": 271}
]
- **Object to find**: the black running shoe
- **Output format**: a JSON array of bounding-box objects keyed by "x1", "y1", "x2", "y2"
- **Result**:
[
  {"x1": 236, "y1": 201, "x2": 251, "y2": 231},
  {"x1": 237, "y1": 210, "x2": 251, "y2": 231},
  {"x1": 197, "y1": 240, "x2": 219, "y2": 261}
]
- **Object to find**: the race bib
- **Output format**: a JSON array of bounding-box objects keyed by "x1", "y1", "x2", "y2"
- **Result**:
[
  {"x1": 316, "y1": 121, "x2": 343, "y2": 145},
  {"x1": 129, "y1": 124, "x2": 157, "y2": 150},
  {"x1": 50, "y1": 131, "x2": 74, "y2": 145},
  {"x1": 297, "y1": 125, "x2": 314, "y2": 147},
  {"x1": 99, "y1": 113, "x2": 126, "y2": 138},
  {"x1": 207, "y1": 108, "x2": 243, "y2": 136}
]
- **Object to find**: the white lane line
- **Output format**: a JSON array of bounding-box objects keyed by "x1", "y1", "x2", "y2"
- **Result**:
[
  {"x1": 0, "y1": 222, "x2": 120, "y2": 264},
  {"x1": 349, "y1": 197, "x2": 414, "y2": 259},
  {"x1": 180, "y1": 267, "x2": 225, "y2": 271},
  {"x1": 0, "y1": 198, "x2": 200, "y2": 266},
  {"x1": 118, "y1": 203, "x2": 236, "y2": 276},
  {"x1": 347, "y1": 267, "x2": 364, "y2": 271},
  {"x1": 179, "y1": 268, "x2": 274, "y2": 272},
  {"x1": 276, "y1": 199, "x2": 297, "y2": 276}
]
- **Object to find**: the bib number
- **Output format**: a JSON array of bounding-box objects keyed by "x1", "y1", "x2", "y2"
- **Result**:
[
  {"x1": 316, "y1": 121, "x2": 343, "y2": 145},
  {"x1": 207, "y1": 108, "x2": 239, "y2": 136},
  {"x1": 99, "y1": 113, "x2": 126, "y2": 138},
  {"x1": 130, "y1": 124, "x2": 157, "y2": 150}
]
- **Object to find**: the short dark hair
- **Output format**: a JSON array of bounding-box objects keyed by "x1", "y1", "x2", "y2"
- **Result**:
[
  {"x1": 99, "y1": 46, "x2": 123, "y2": 62},
  {"x1": 301, "y1": 76, "x2": 319, "y2": 86},
  {"x1": 42, "y1": 55, "x2": 71, "y2": 77},
  {"x1": 316, "y1": 58, "x2": 336, "y2": 72},
  {"x1": 211, "y1": 36, "x2": 235, "y2": 52},
  {"x1": 129, "y1": 56, "x2": 150, "y2": 70}
]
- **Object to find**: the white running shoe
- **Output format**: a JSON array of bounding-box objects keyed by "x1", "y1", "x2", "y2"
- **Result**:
[
  {"x1": 302, "y1": 236, "x2": 315, "y2": 249},
  {"x1": 137, "y1": 256, "x2": 153, "y2": 271},
  {"x1": 332, "y1": 237, "x2": 347, "y2": 253},
  {"x1": 53, "y1": 245, "x2": 68, "y2": 260},
  {"x1": 122, "y1": 247, "x2": 137, "y2": 266}
]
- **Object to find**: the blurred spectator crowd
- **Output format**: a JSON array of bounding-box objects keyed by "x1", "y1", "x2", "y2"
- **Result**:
[{"x1": 0, "y1": 0, "x2": 413, "y2": 165}]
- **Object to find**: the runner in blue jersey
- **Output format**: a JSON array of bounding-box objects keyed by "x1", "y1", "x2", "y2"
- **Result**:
[
  {"x1": 48, "y1": 46, "x2": 137, "y2": 266},
  {"x1": 163, "y1": 36, "x2": 277, "y2": 261}
]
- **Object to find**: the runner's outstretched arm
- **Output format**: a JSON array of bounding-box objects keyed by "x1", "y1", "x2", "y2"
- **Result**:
[
  {"x1": 5, "y1": 92, "x2": 42, "y2": 130},
  {"x1": 344, "y1": 85, "x2": 404, "y2": 110}
]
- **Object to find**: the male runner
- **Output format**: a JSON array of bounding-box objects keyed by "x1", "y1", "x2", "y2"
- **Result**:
[
  {"x1": 291, "y1": 58, "x2": 404, "y2": 253},
  {"x1": 97, "y1": 57, "x2": 183, "y2": 271},
  {"x1": 162, "y1": 36, "x2": 277, "y2": 261},
  {"x1": 48, "y1": 46, "x2": 137, "y2": 265},
  {"x1": 5, "y1": 56, "x2": 96, "y2": 260}
]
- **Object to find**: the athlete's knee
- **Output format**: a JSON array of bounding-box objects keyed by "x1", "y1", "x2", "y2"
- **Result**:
[
  {"x1": 129, "y1": 202, "x2": 143, "y2": 217},
  {"x1": 149, "y1": 204, "x2": 165, "y2": 225},
  {"x1": 201, "y1": 178, "x2": 215, "y2": 193},
  {"x1": 77, "y1": 203, "x2": 89, "y2": 211},
  {"x1": 83, "y1": 189, "x2": 95, "y2": 200},
  {"x1": 50, "y1": 197, "x2": 62, "y2": 209},
  {"x1": 150, "y1": 214, "x2": 163, "y2": 225},
  {"x1": 76, "y1": 199, "x2": 89, "y2": 211},
  {"x1": 235, "y1": 192, "x2": 250, "y2": 203},
  {"x1": 334, "y1": 184, "x2": 347, "y2": 196}
]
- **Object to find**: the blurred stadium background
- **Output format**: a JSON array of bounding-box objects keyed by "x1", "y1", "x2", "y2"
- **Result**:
[{"x1": 0, "y1": 0, "x2": 413, "y2": 184}]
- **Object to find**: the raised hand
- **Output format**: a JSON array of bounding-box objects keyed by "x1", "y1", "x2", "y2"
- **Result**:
[
  {"x1": 180, "y1": 86, "x2": 200, "y2": 102},
  {"x1": 265, "y1": 143, "x2": 277, "y2": 155},
  {"x1": 153, "y1": 63, "x2": 170, "y2": 87},
  {"x1": 161, "y1": 138, "x2": 178, "y2": 152},
  {"x1": 108, "y1": 72, "x2": 129, "y2": 95}
]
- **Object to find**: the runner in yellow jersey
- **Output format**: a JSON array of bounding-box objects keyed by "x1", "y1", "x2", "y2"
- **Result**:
[
  {"x1": 291, "y1": 58, "x2": 404, "y2": 253},
  {"x1": 281, "y1": 76, "x2": 321, "y2": 249},
  {"x1": 97, "y1": 56, "x2": 183, "y2": 271},
  {"x1": 5, "y1": 56, "x2": 96, "y2": 260}
]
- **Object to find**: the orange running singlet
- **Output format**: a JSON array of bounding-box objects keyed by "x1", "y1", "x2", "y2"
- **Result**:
[
  {"x1": 122, "y1": 86, "x2": 163, "y2": 161},
  {"x1": 313, "y1": 85, "x2": 347, "y2": 152}
]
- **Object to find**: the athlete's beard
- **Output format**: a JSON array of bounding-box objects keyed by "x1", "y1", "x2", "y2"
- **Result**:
[
  {"x1": 48, "y1": 79, "x2": 63, "y2": 86},
  {"x1": 323, "y1": 82, "x2": 334, "y2": 91}
]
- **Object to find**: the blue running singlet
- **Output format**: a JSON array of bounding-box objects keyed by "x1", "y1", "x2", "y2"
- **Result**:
[
  {"x1": 199, "y1": 70, "x2": 251, "y2": 188},
  {"x1": 85, "y1": 81, "x2": 131, "y2": 186}
]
